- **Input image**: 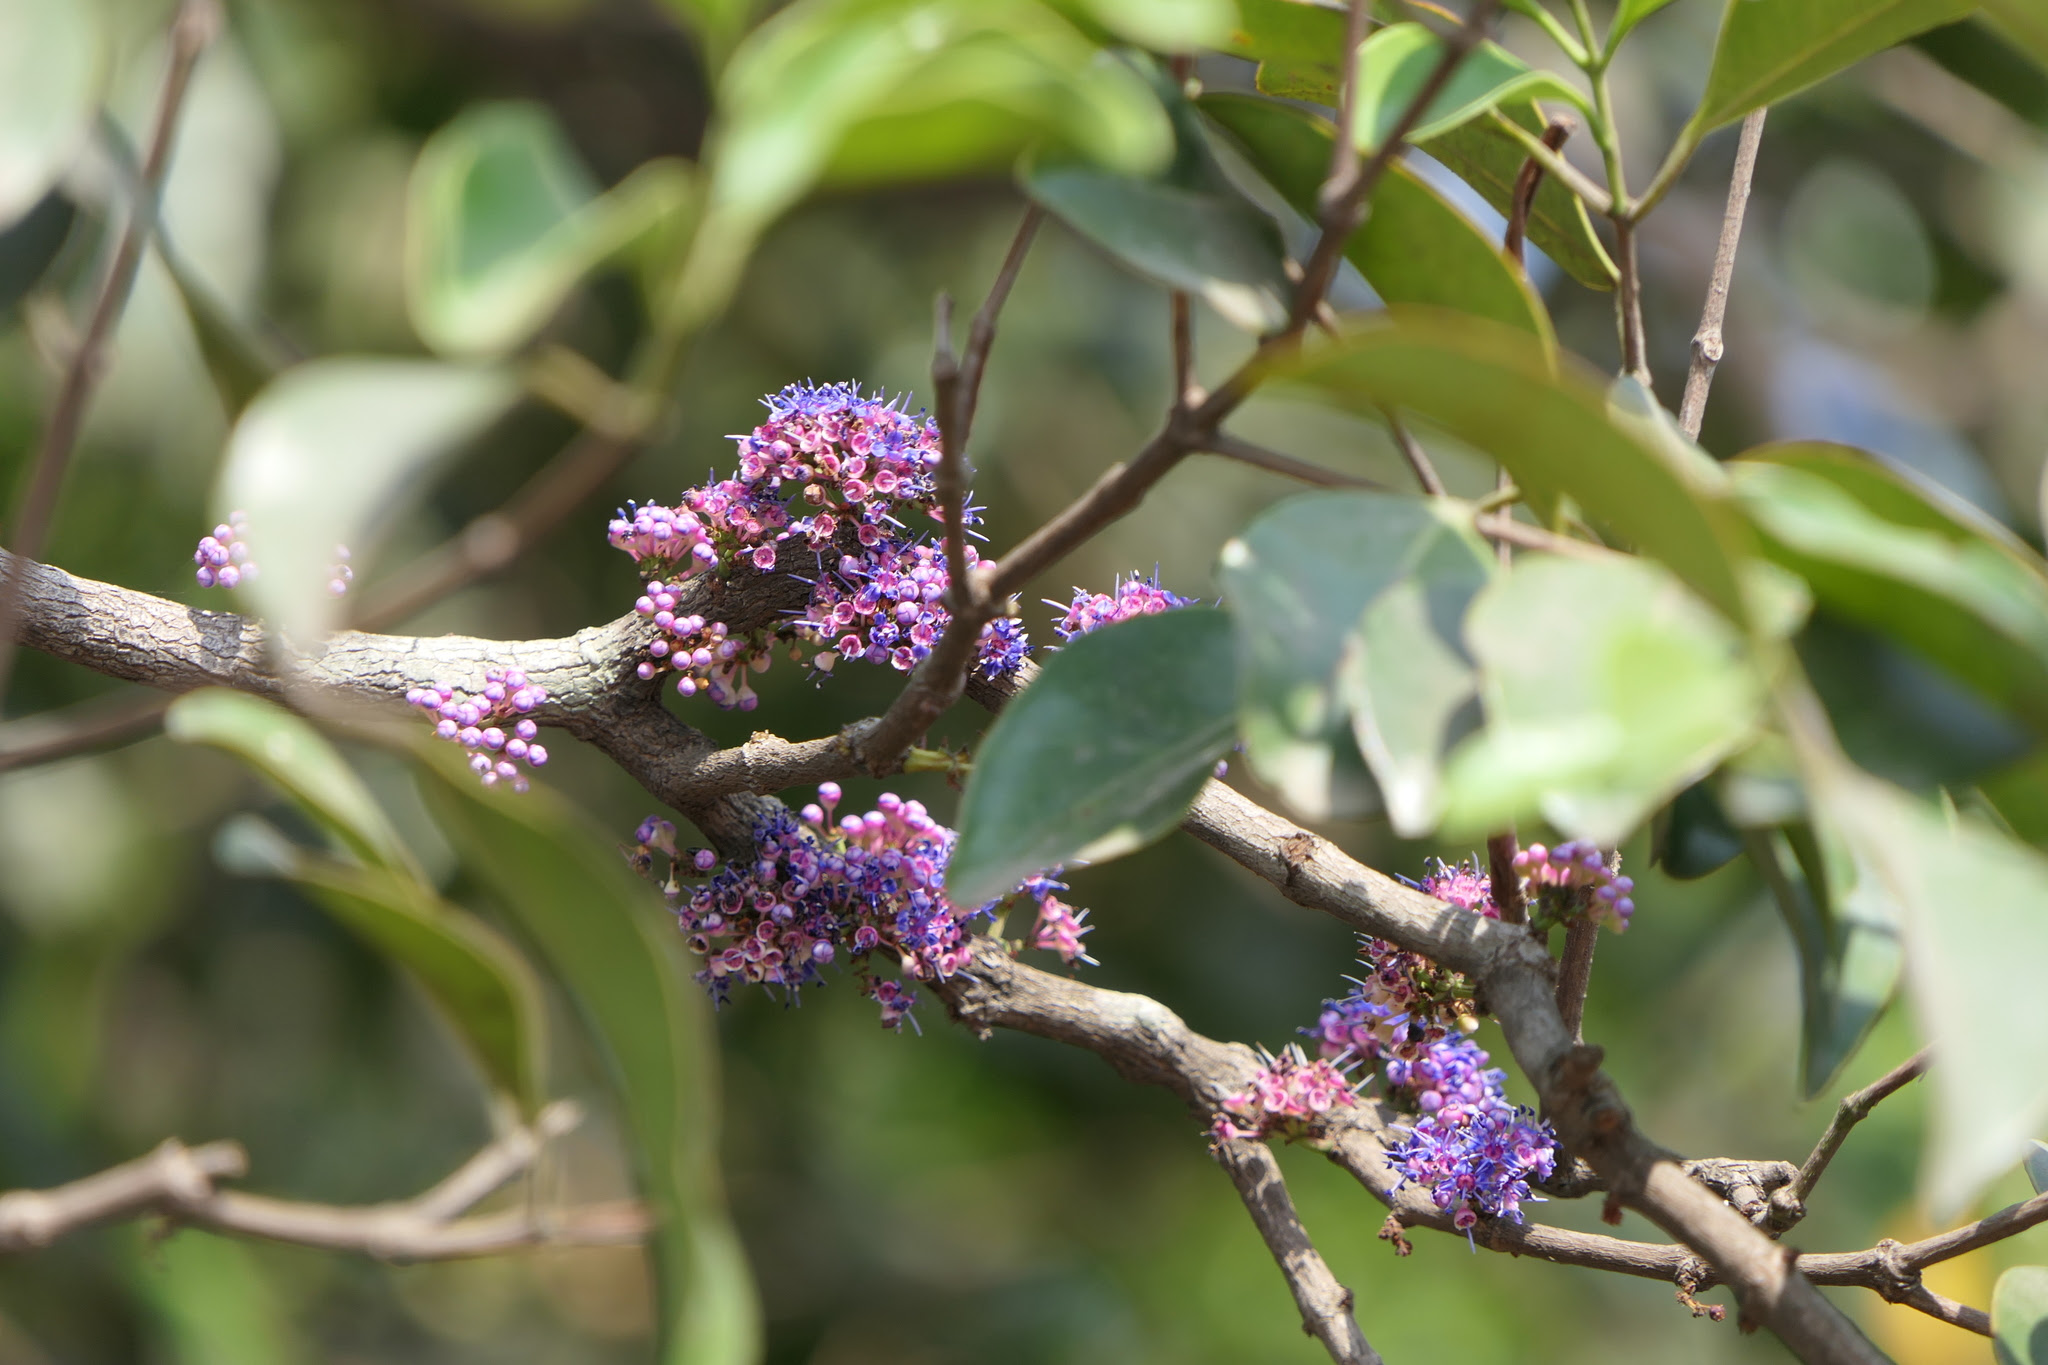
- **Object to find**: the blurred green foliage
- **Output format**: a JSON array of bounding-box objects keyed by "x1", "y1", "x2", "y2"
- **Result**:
[{"x1": 5, "y1": 0, "x2": 2048, "y2": 1362}]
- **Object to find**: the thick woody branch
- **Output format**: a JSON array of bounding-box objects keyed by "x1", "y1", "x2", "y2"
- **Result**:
[
  {"x1": 1677, "y1": 108, "x2": 1768, "y2": 441},
  {"x1": 1218, "y1": 1139, "x2": 1383, "y2": 1364},
  {"x1": 0, "y1": 1103, "x2": 649, "y2": 1261}
]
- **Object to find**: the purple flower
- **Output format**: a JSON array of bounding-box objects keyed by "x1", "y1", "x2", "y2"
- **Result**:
[
  {"x1": 1211, "y1": 1045, "x2": 1362, "y2": 1142},
  {"x1": 1383, "y1": 1035, "x2": 1556, "y2": 1240},
  {"x1": 1048, "y1": 569, "x2": 1199, "y2": 642},
  {"x1": 1031, "y1": 895, "x2": 1096, "y2": 965},
  {"x1": 407, "y1": 667, "x2": 549, "y2": 792},
  {"x1": 192, "y1": 513, "x2": 351, "y2": 596},
  {"x1": 1514, "y1": 840, "x2": 1635, "y2": 931}
]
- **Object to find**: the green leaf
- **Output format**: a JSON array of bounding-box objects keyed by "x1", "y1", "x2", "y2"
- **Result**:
[
  {"x1": 1025, "y1": 67, "x2": 1292, "y2": 332},
  {"x1": 1982, "y1": 753, "x2": 2048, "y2": 849},
  {"x1": 2026, "y1": 1140, "x2": 2048, "y2": 1195},
  {"x1": 217, "y1": 357, "x2": 519, "y2": 648},
  {"x1": 1223, "y1": 0, "x2": 1350, "y2": 103},
  {"x1": 407, "y1": 102, "x2": 696, "y2": 358},
  {"x1": 1997, "y1": 1266, "x2": 2048, "y2": 1365},
  {"x1": 1421, "y1": 107, "x2": 1619, "y2": 290},
  {"x1": 1217, "y1": 490, "x2": 1492, "y2": 830},
  {"x1": 1688, "y1": 0, "x2": 1978, "y2": 134},
  {"x1": 0, "y1": 189, "x2": 74, "y2": 314},
  {"x1": 949, "y1": 608, "x2": 1238, "y2": 907},
  {"x1": 1730, "y1": 451, "x2": 2048, "y2": 736},
  {"x1": 1443, "y1": 554, "x2": 1765, "y2": 845},
  {"x1": 0, "y1": 0, "x2": 101, "y2": 229},
  {"x1": 1652, "y1": 778, "x2": 1745, "y2": 880},
  {"x1": 1984, "y1": 0, "x2": 2048, "y2": 72},
  {"x1": 1611, "y1": 0, "x2": 1680, "y2": 47},
  {"x1": 421, "y1": 758, "x2": 758, "y2": 1365},
  {"x1": 1060, "y1": 0, "x2": 1237, "y2": 49},
  {"x1": 1829, "y1": 774, "x2": 2048, "y2": 1217},
  {"x1": 1272, "y1": 312, "x2": 1754, "y2": 622},
  {"x1": 1352, "y1": 23, "x2": 1589, "y2": 149},
  {"x1": 130, "y1": 1230, "x2": 305, "y2": 1365},
  {"x1": 1742, "y1": 823, "x2": 1901, "y2": 1097},
  {"x1": 1199, "y1": 93, "x2": 1554, "y2": 346},
  {"x1": 161, "y1": 245, "x2": 284, "y2": 419},
  {"x1": 650, "y1": 0, "x2": 760, "y2": 65},
  {"x1": 166, "y1": 689, "x2": 418, "y2": 876}
]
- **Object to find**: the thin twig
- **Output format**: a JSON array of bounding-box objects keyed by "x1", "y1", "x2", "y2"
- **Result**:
[
  {"x1": 0, "y1": 690, "x2": 173, "y2": 773},
  {"x1": 1779, "y1": 1048, "x2": 1930, "y2": 1219},
  {"x1": 1198, "y1": 434, "x2": 1383, "y2": 489},
  {"x1": 1504, "y1": 116, "x2": 1576, "y2": 265},
  {"x1": 930, "y1": 292, "x2": 974, "y2": 602},
  {"x1": 1554, "y1": 920, "x2": 1598, "y2": 1040},
  {"x1": 1487, "y1": 831, "x2": 1526, "y2": 925},
  {"x1": 1171, "y1": 291, "x2": 1197, "y2": 409},
  {"x1": 1216, "y1": 1139, "x2": 1382, "y2": 1364},
  {"x1": 1486, "y1": 110, "x2": 1615, "y2": 216},
  {"x1": 1677, "y1": 108, "x2": 1767, "y2": 440},
  {"x1": 1612, "y1": 217, "x2": 1651, "y2": 389},
  {"x1": 1384, "y1": 411, "x2": 1444, "y2": 496},
  {"x1": 0, "y1": 0, "x2": 220, "y2": 709},
  {"x1": 957, "y1": 205, "x2": 1043, "y2": 444},
  {"x1": 1473, "y1": 513, "x2": 1618, "y2": 561},
  {"x1": 0, "y1": 1103, "x2": 647, "y2": 1260}
]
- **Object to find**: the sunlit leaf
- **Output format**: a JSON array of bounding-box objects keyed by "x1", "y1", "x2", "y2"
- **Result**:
[
  {"x1": 651, "y1": 0, "x2": 760, "y2": 64},
  {"x1": 1730, "y1": 452, "x2": 2048, "y2": 736},
  {"x1": 1272, "y1": 312, "x2": 1754, "y2": 622},
  {"x1": 1199, "y1": 93, "x2": 1554, "y2": 345},
  {"x1": 1217, "y1": 490, "x2": 1491, "y2": 829},
  {"x1": 1352, "y1": 23, "x2": 1588, "y2": 149},
  {"x1": 949, "y1": 608, "x2": 1238, "y2": 907},
  {"x1": 1743, "y1": 822, "x2": 1901, "y2": 1096},
  {"x1": 129, "y1": 1230, "x2": 303, "y2": 1365},
  {"x1": 1996, "y1": 1265, "x2": 2048, "y2": 1365},
  {"x1": 1224, "y1": 0, "x2": 1350, "y2": 103},
  {"x1": 1983, "y1": 0, "x2": 2048, "y2": 72},
  {"x1": 0, "y1": 0, "x2": 101, "y2": 229},
  {"x1": 407, "y1": 102, "x2": 695, "y2": 357},
  {"x1": 423, "y1": 758, "x2": 759, "y2": 1365},
  {"x1": 216, "y1": 357, "x2": 519, "y2": 648},
  {"x1": 1421, "y1": 105, "x2": 1618, "y2": 290},
  {"x1": 1025, "y1": 66, "x2": 1292, "y2": 331},
  {"x1": 1687, "y1": 0, "x2": 1977, "y2": 134},
  {"x1": 1611, "y1": 0, "x2": 1680, "y2": 47},
  {"x1": 1061, "y1": 0, "x2": 1237, "y2": 49},
  {"x1": 1828, "y1": 773, "x2": 2048, "y2": 1217},
  {"x1": 1443, "y1": 554, "x2": 1765, "y2": 845}
]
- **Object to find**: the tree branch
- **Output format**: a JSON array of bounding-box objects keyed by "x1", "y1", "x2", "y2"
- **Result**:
[
  {"x1": 1217, "y1": 1138, "x2": 1383, "y2": 1364},
  {"x1": 0, "y1": 1102, "x2": 649, "y2": 1261},
  {"x1": 0, "y1": 0, "x2": 220, "y2": 707},
  {"x1": 1776, "y1": 1048, "x2": 1929, "y2": 1228},
  {"x1": 1196, "y1": 434, "x2": 1383, "y2": 489},
  {"x1": 1677, "y1": 108, "x2": 1768, "y2": 441}
]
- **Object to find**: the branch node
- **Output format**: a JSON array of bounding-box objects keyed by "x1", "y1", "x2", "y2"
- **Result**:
[{"x1": 1377, "y1": 1212, "x2": 1414, "y2": 1257}]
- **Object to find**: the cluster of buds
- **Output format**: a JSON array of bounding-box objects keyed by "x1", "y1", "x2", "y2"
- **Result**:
[
  {"x1": 1211, "y1": 1045, "x2": 1362, "y2": 1143},
  {"x1": 1383, "y1": 1034, "x2": 1556, "y2": 1238},
  {"x1": 1513, "y1": 840, "x2": 1635, "y2": 931},
  {"x1": 627, "y1": 783, "x2": 1086, "y2": 1029},
  {"x1": 1049, "y1": 569, "x2": 1201, "y2": 642},
  {"x1": 192, "y1": 513, "x2": 352, "y2": 596},
  {"x1": 405, "y1": 667, "x2": 550, "y2": 791},
  {"x1": 609, "y1": 382, "x2": 1029, "y2": 705}
]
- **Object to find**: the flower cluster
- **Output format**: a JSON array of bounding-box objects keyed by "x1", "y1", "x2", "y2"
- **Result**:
[
  {"x1": 1031, "y1": 896, "x2": 1095, "y2": 965},
  {"x1": 1514, "y1": 840, "x2": 1635, "y2": 931},
  {"x1": 192, "y1": 513, "x2": 352, "y2": 596},
  {"x1": 1048, "y1": 569, "x2": 1200, "y2": 642},
  {"x1": 1211, "y1": 1045, "x2": 1362, "y2": 1143},
  {"x1": 610, "y1": 382, "x2": 1029, "y2": 707},
  {"x1": 1383, "y1": 1034, "x2": 1556, "y2": 1238},
  {"x1": 627, "y1": 783, "x2": 1086, "y2": 1029},
  {"x1": 405, "y1": 668, "x2": 550, "y2": 791}
]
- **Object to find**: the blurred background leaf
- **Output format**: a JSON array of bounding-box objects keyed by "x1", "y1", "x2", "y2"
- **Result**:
[{"x1": 0, "y1": 0, "x2": 101, "y2": 229}]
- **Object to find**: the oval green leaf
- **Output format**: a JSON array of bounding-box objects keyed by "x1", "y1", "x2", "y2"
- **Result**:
[
  {"x1": 216, "y1": 357, "x2": 518, "y2": 648},
  {"x1": 1218, "y1": 490, "x2": 1492, "y2": 830},
  {"x1": 169, "y1": 692, "x2": 547, "y2": 1111},
  {"x1": 1419, "y1": 105, "x2": 1619, "y2": 291},
  {"x1": 1352, "y1": 23, "x2": 1590, "y2": 149},
  {"x1": 1273, "y1": 311, "x2": 1754, "y2": 623},
  {"x1": 1730, "y1": 452, "x2": 2048, "y2": 736},
  {"x1": 1223, "y1": 0, "x2": 1350, "y2": 101},
  {"x1": 407, "y1": 102, "x2": 696, "y2": 358},
  {"x1": 1199, "y1": 92, "x2": 1554, "y2": 346},
  {"x1": 0, "y1": 0, "x2": 101, "y2": 229},
  {"x1": 1687, "y1": 0, "x2": 1977, "y2": 134},
  {"x1": 948, "y1": 607, "x2": 1238, "y2": 908},
  {"x1": 422, "y1": 755, "x2": 759, "y2": 1365},
  {"x1": 1997, "y1": 1266, "x2": 2048, "y2": 1365},
  {"x1": 1444, "y1": 554, "x2": 1765, "y2": 845}
]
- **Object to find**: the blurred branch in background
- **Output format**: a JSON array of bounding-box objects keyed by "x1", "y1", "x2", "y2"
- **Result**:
[
  {"x1": 0, "y1": 1102, "x2": 648, "y2": 1261},
  {"x1": 0, "y1": 0, "x2": 221, "y2": 709}
]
